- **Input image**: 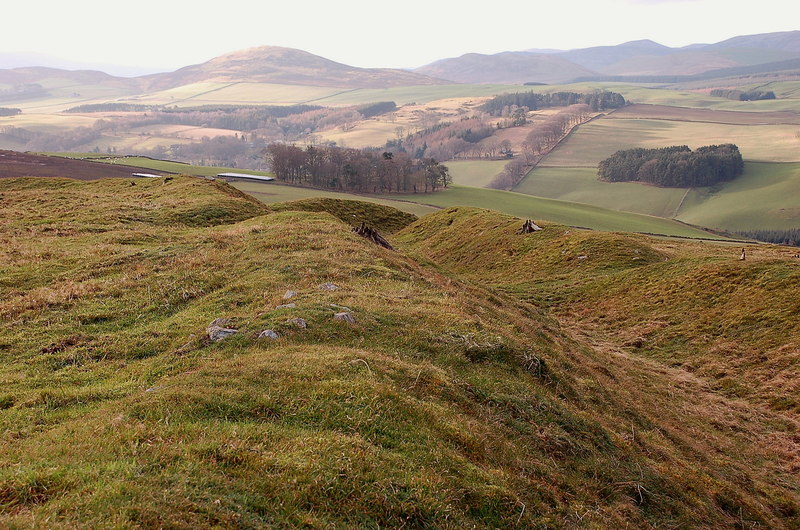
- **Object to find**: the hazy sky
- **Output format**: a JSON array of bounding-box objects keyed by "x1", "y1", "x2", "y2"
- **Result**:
[{"x1": 3, "y1": 0, "x2": 798, "y2": 74}]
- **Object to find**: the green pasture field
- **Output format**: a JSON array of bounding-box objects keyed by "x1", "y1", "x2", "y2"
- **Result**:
[
  {"x1": 519, "y1": 161, "x2": 800, "y2": 232},
  {"x1": 444, "y1": 160, "x2": 508, "y2": 187},
  {"x1": 388, "y1": 185, "x2": 718, "y2": 238},
  {"x1": 516, "y1": 166, "x2": 688, "y2": 218},
  {"x1": 677, "y1": 162, "x2": 800, "y2": 230}
]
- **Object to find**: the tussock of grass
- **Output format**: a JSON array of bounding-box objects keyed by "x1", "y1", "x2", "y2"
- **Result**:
[{"x1": 1, "y1": 180, "x2": 798, "y2": 526}]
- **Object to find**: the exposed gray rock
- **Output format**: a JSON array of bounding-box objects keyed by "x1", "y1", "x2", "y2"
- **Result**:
[
  {"x1": 319, "y1": 282, "x2": 339, "y2": 291},
  {"x1": 258, "y1": 329, "x2": 280, "y2": 340},
  {"x1": 275, "y1": 303, "x2": 296, "y2": 310},
  {"x1": 207, "y1": 319, "x2": 238, "y2": 341},
  {"x1": 287, "y1": 317, "x2": 307, "y2": 329},
  {"x1": 282, "y1": 290, "x2": 297, "y2": 300},
  {"x1": 333, "y1": 312, "x2": 356, "y2": 324},
  {"x1": 330, "y1": 303, "x2": 352, "y2": 312}
]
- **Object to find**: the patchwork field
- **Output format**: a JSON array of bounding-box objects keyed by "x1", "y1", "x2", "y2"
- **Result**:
[
  {"x1": 516, "y1": 101, "x2": 800, "y2": 231},
  {"x1": 540, "y1": 118, "x2": 800, "y2": 166}
]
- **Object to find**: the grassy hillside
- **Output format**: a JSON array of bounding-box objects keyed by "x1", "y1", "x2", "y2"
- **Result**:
[
  {"x1": 397, "y1": 207, "x2": 800, "y2": 414},
  {"x1": 1, "y1": 178, "x2": 798, "y2": 527}
]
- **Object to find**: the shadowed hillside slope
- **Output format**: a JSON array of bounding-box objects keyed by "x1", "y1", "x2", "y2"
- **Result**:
[{"x1": 1, "y1": 181, "x2": 798, "y2": 527}]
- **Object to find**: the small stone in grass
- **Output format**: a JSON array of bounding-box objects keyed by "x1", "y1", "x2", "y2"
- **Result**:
[{"x1": 333, "y1": 312, "x2": 356, "y2": 324}]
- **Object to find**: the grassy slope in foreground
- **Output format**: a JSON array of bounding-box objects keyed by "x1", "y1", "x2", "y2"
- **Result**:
[
  {"x1": 397, "y1": 206, "x2": 800, "y2": 413},
  {"x1": 389, "y1": 184, "x2": 718, "y2": 238},
  {"x1": 1, "y1": 178, "x2": 798, "y2": 527}
]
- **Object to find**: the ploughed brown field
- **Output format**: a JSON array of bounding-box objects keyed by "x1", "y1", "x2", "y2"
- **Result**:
[{"x1": 0, "y1": 151, "x2": 169, "y2": 179}]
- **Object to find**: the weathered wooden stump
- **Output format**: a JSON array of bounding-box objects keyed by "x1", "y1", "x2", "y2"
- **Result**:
[
  {"x1": 518, "y1": 219, "x2": 542, "y2": 234},
  {"x1": 352, "y1": 222, "x2": 394, "y2": 250}
]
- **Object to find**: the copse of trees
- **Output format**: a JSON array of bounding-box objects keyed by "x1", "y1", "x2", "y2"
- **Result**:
[
  {"x1": 480, "y1": 90, "x2": 626, "y2": 115},
  {"x1": 355, "y1": 101, "x2": 397, "y2": 119},
  {"x1": 265, "y1": 143, "x2": 450, "y2": 193},
  {"x1": 709, "y1": 89, "x2": 776, "y2": 101},
  {"x1": 598, "y1": 144, "x2": 744, "y2": 187}
]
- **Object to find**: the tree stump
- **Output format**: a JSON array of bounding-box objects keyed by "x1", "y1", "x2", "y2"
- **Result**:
[
  {"x1": 518, "y1": 219, "x2": 542, "y2": 234},
  {"x1": 352, "y1": 222, "x2": 394, "y2": 250}
]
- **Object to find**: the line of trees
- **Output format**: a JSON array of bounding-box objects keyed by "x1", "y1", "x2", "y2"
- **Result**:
[
  {"x1": 710, "y1": 89, "x2": 776, "y2": 101},
  {"x1": 480, "y1": 90, "x2": 626, "y2": 115},
  {"x1": 489, "y1": 104, "x2": 594, "y2": 189},
  {"x1": 598, "y1": 144, "x2": 744, "y2": 187},
  {"x1": 264, "y1": 143, "x2": 450, "y2": 193}
]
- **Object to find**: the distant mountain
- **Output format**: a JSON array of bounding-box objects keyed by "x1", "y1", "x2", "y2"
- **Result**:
[
  {"x1": 142, "y1": 46, "x2": 446, "y2": 90},
  {"x1": 0, "y1": 66, "x2": 135, "y2": 87},
  {"x1": 414, "y1": 52, "x2": 596, "y2": 84},
  {"x1": 703, "y1": 30, "x2": 800, "y2": 52},
  {"x1": 557, "y1": 40, "x2": 673, "y2": 72},
  {"x1": 415, "y1": 31, "x2": 800, "y2": 85},
  {"x1": 0, "y1": 52, "x2": 165, "y2": 77}
]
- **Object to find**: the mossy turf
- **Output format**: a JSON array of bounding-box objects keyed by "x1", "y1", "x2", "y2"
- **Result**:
[{"x1": 1, "y1": 179, "x2": 798, "y2": 527}]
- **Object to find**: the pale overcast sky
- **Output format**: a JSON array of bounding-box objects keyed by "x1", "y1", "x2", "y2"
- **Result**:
[{"x1": 2, "y1": 0, "x2": 798, "y2": 75}]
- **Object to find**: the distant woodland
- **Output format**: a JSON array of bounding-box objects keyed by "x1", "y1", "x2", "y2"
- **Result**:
[
  {"x1": 479, "y1": 90, "x2": 626, "y2": 115},
  {"x1": 598, "y1": 145, "x2": 744, "y2": 187},
  {"x1": 735, "y1": 228, "x2": 800, "y2": 247},
  {"x1": 709, "y1": 89, "x2": 776, "y2": 101},
  {"x1": 265, "y1": 143, "x2": 450, "y2": 193}
]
